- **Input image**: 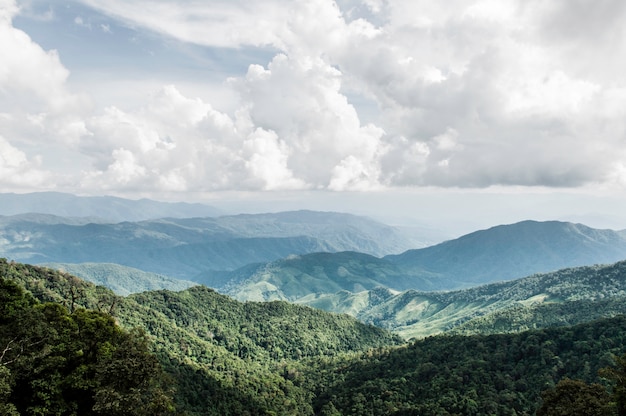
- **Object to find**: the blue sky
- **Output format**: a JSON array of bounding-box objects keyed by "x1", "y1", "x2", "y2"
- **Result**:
[{"x1": 2, "y1": 0, "x2": 626, "y2": 234}]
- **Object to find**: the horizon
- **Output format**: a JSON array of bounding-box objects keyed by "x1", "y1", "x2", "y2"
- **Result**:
[
  {"x1": 2, "y1": 1, "x2": 626, "y2": 235},
  {"x1": 1, "y1": 190, "x2": 625, "y2": 239}
]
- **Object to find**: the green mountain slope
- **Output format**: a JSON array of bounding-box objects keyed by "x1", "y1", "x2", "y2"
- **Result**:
[
  {"x1": 6, "y1": 259, "x2": 626, "y2": 415},
  {"x1": 304, "y1": 315, "x2": 626, "y2": 415},
  {"x1": 387, "y1": 220, "x2": 626, "y2": 288},
  {"x1": 2, "y1": 259, "x2": 401, "y2": 415},
  {"x1": 221, "y1": 221, "x2": 626, "y2": 307},
  {"x1": 356, "y1": 260, "x2": 626, "y2": 338},
  {"x1": 222, "y1": 251, "x2": 434, "y2": 302}
]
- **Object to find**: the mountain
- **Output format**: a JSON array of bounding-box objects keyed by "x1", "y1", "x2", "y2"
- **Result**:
[
  {"x1": 0, "y1": 210, "x2": 416, "y2": 281},
  {"x1": 219, "y1": 220, "x2": 626, "y2": 305},
  {"x1": 222, "y1": 251, "x2": 434, "y2": 302},
  {"x1": 387, "y1": 220, "x2": 626, "y2": 288},
  {"x1": 171, "y1": 210, "x2": 420, "y2": 256},
  {"x1": 0, "y1": 191, "x2": 222, "y2": 221},
  {"x1": 329, "y1": 260, "x2": 626, "y2": 339},
  {"x1": 305, "y1": 315, "x2": 626, "y2": 415},
  {"x1": 42, "y1": 262, "x2": 197, "y2": 296}
]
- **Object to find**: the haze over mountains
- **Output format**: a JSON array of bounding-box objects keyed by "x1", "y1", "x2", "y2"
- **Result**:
[
  {"x1": 0, "y1": 199, "x2": 421, "y2": 280},
  {"x1": 3, "y1": 192, "x2": 626, "y2": 342},
  {"x1": 0, "y1": 192, "x2": 223, "y2": 222},
  {"x1": 222, "y1": 220, "x2": 626, "y2": 297}
]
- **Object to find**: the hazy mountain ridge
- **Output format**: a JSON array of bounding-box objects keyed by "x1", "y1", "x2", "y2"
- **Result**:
[
  {"x1": 0, "y1": 211, "x2": 416, "y2": 280},
  {"x1": 220, "y1": 220, "x2": 626, "y2": 307},
  {"x1": 386, "y1": 220, "x2": 626, "y2": 288},
  {"x1": 41, "y1": 262, "x2": 197, "y2": 296},
  {"x1": 0, "y1": 191, "x2": 222, "y2": 221}
]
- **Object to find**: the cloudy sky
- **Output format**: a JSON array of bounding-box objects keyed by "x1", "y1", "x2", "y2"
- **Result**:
[{"x1": 2, "y1": 0, "x2": 626, "y2": 234}]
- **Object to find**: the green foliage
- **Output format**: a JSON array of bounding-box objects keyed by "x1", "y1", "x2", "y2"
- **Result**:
[
  {"x1": 0, "y1": 260, "x2": 174, "y2": 415},
  {"x1": 303, "y1": 316, "x2": 626, "y2": 415},
  {"x1": 600, "y1": 354, "x2": 626, "y2": 416},
  {"x1": 536, "y1": 378, "x2": 614, "y2": 416},
  {"x1": 117, "y1": 285, "x2": 402, "y2": 414},
  {"x1": 2, "y1": 259, "x2": 402, "y2": 415},
  {"x1": 9, "y1": 258, "x2": 626, "y2": 415},
  {"x1": 356, "y1": 260, "x2": 626, "y2": 338}
]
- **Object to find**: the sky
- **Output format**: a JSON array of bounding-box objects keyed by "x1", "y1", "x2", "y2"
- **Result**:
[{"x1": 1, "y1": 0, "x2": 626, "y2": 235}]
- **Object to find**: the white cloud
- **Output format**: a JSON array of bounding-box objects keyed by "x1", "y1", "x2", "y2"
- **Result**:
[
  {"x1": 77, "y1": 0, "x2": 291, "y2": 49},
  {"x1": 242, "y1": 128, "x2": 305, "y2": 190},
  {"x1": 236, "y1": 53, "x2": 385, "y2": 189},
  {"x1": 0, "y1": 135, "x2": 48, "y2": 188},
  {"x1": 3, "y1": 0, "x2": 626, "y2": 196},
  {"x1": 0, "y1": 0, "x2": 90, "y2": 191}
]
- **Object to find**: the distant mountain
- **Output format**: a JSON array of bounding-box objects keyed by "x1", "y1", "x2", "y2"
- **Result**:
[
  {"x1": 42, "y1": 262, "x2": 197, "y2": 296},
  {"x1": 163, "y1": 210, "x2": 419, "y2": 256},
  {"x1": 220, "y1": 220, "x2": 626, "y2": 303},
  {"x1": 0, "y1": 191, "x2": 222, "y2": 221},
  {"x1": 387, "y1": 220, "x2": 626, "y2": 288},
  {"x1": 223, "y1": 252, "x2": 400, "y2": 302},
  {"x1": 0, "y1": 210, "x2": 417, "y2": 280}
]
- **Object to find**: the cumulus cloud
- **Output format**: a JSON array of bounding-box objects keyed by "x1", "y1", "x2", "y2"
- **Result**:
[
  {"x1": 330, "y1": 0, "x2": 626, "y2": 188},
  {"x1": 79, "y1": 63, "x2": 384, "y2": 192},
  {"x1": 0, "y1": 0, "x2": 89, "y2": 190},
  {"x1": 0, "y1": 135, "x2": 48, "y2": 187},
  {"x1": 3, "y1": 0, "x2": 626, "y2": 195}
]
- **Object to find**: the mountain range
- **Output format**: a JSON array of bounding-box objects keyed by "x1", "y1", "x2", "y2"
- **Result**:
[
  {"x1": 0, "y1": 210, "x2": 419, "y2": 280},
  {"x1": 4, "y1": 192, "x2": 626, "y2": 345},
  {"x1": 0, "y1": 191, "x2": 222, "y2": 221},
  {"x1": 221, "y1": 220, "x2": 626, "y2": 297}
]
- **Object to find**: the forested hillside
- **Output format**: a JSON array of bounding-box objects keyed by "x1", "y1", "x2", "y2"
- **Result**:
[
  {"x1": 41, "y1": 262, "x2": 196, "y2": 295},
  {"x1": 5, "y1": 259, "x2": 626, "y2": 415},
  {"x1": 357, "y1": 260, "x2": 626, "y2": 338},
  {"x1": 1, "y1": 259, "x2": 400, "y2": 415},
  {"x1": 0, "y1": 266, "x2": 174, "y2": 415},
  {"x1": 303, "y1": 316, "x2": 626, "y2": 415}
]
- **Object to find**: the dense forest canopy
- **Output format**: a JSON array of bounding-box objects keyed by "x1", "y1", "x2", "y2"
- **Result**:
[{"x1": 4, "y1": 258, "x2": 626, "y2": 415}]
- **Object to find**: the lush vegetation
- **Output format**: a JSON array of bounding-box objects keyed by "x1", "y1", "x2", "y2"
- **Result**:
[
  {"x1": 353, "y1": 260, "x2": 626, "y2": 339},
  {"x1": 301, "y1": 315, "x2": 626, "y2": 415},
  {"x1": 0, "y1": 273, "x2": 174, "y2": 415},
  {"x1": 6, "y1": 258, "x2": 626, "y2": 415},
  {"x1": 2, "y1": 259, "x2": 401, "y2": 415}
]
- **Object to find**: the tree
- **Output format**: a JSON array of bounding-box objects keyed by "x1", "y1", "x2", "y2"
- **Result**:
[
  {"x1": 600, "y1": 354, "x2": 626, "y2": 416},
  {"x1": 0, "y1": 277, "x2": 175, "y2": 415},
  {"x1": 536, "y1": 378, "x2": 614, "y2": 416}
]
